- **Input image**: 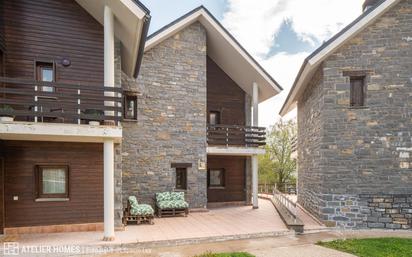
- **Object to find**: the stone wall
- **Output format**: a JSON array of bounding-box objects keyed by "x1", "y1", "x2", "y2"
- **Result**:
[
  {"x1": 121, "y1": 22, "x2": 208, "y2": 209},
  {"x1": 297, "y1": 67, "x2": 324, "y2": 218},
  {"x1": 298, "y1": 0, "x2": 412, "y2": 228}
]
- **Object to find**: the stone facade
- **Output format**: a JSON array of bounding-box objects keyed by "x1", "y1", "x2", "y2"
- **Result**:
[
  {"x1": 121, "y1": 22, "x2": 208, "y2": 209},
  {"x1": 298, "y1": 0, "x2": 412, "y2": 229}
]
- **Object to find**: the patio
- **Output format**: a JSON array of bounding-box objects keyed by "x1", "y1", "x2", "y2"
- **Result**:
[{"x1": 5, "y1": 199, "x2": 291, "y2": 248}]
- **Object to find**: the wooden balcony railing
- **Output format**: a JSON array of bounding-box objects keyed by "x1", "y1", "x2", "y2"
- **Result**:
[
  {"x1": 0, "y1": 76, "x2": 122, "y2": 125},
  {"x1": 207, "y1": 124, "x2": 266, "y2": 147}
]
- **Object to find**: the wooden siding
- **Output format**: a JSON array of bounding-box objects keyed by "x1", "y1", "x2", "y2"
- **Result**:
[
  {"x1": 207, "y1": 57, "x2": 246, "y2": 126},
  {"x1": 3, "y1": 141, "x2": 103, "y2": 227},
  {"x1": 0, "y1": 145, "x2": 4, "y2": 233},
  {"x1": 207, "y1": 156, "x2": 246, "y2": 203},
  {"x1": 2, "y1": 0, "x2": 104, "y2": 83}
]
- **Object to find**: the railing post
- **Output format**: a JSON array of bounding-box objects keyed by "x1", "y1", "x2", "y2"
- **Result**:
[
  {"x1": 34, "y1": 85, "x2": 38, "y2": 122},
  {"x1": 226, "y1": 127, "x2": 229, "y2": 147},
  {"x1": 77, "y1": 88, "x2": 81, "y2": 125}
]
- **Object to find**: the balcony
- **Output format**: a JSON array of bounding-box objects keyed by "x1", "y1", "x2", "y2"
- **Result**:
[
  {"x1": 207, "y1": 124, "x2": 266, "y2": 148},
  {"x1": 0, "y1": 76, "x2": 122, "y2": 126}
]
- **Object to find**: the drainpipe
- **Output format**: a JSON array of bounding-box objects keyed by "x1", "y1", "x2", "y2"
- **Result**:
[
  {"x1": 103, "y1": 5, "x2": 115, "y2": 241},
  {"x1": 252, "y1": 82, "x2": 259, "y2": 209}
]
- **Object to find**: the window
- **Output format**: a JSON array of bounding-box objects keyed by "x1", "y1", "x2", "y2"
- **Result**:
[
  {"x1": 36, "y1": 62, "x2": 55, "y2": 92},
  {"x1": 175, "y1": 168, "x2": 187, "y2": 190},
  {"x1": 123, "y1": 94, "x2": 137, "y2": 120},
  {"x1": 209, "y1": 111, "x2": 220, "y2": 125},
  {"x1": 36, "y1": 165, "x2": 69, "y2": 199},
  {"x1": 350, "y1": 76, "x2": 366, "y2": 107},
  {"x1": 208, "y1": 169, "x2": 225, "y2": 188}
]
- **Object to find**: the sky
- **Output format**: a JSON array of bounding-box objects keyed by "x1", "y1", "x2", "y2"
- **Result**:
[{"x1": 140, "y1": 0, "x2": 365, "y2": 128}]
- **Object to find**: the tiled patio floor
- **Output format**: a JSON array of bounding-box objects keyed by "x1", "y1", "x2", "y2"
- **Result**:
[{"x1": 10, "y1": 199, "x2": 289, "y2": 247}]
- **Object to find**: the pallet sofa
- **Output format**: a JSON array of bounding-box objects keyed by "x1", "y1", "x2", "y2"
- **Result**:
[
  {"x1": 155, "y1": 192, "x2": 189, "y2": 217},
  {"x1": 123, "y1": 196, "x2": 155, "y2": 225}
]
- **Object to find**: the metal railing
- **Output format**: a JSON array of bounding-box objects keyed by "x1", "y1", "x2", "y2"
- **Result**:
[
  {"x1": 0, "y1": 76, "x2": 122, "y2": 125},
  {"x1": 259, "y1": 183, "x2": 297, "y2": 194},
  {"x1": 207, "y1": 124, "x2": 266, "y2": 147},
  {"x1": 272, "y1": 187, "x2": 298, "y2": 222}
]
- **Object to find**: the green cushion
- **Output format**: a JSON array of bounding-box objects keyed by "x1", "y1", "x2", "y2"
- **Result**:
[
  {"x1": 173, "y1": 200, "x2": 189, "y2": 208},
  {"x1": 128, "y1": 196, "x2": 138, "y2": 207},
  {"x1": 157, "y1": 199, "x2": 189, "y2": 209},
  {"x1": 130, "y1": 204, "x2": 154, "y2": 216},
  {"x1": 156, "y1": 192, "x2": 171, "y2": 202},
  {"x1": 170, "y1": 192, "x2": 185, "y2": 201}
]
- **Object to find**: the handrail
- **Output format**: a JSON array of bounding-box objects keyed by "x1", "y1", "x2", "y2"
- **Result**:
[
  {"x1": 272, "y1": 187, "x2": 298, "y2": 222},
  {"x1": 207, "y1": 124, "x2": 266, "y2": 147},
  {"x1": 0, "y1": 76, "x2": 122, "y2": 125}
]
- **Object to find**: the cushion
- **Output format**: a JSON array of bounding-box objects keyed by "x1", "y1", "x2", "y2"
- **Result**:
[
  {"x1": 157, "y1": 199, "x2": 189, "y2": 209},
  {"x1": 173, "y1": 200, "x2": 189, "y2": 208},
  {"x1": 170, "y1": 192, "x2": 185, "y2": 201},
  {"x1": 128, "y1": 196, "x2": 138, "y2": 207},
  {"x1": 156, "y1": 192, "x2": 171, "y2": 202},
  {"x1": 130, "y1": 204, "x2": 154, "y2": 216}
]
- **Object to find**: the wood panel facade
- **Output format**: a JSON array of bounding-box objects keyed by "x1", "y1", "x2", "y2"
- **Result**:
[
  {"x1": 1, "y1": 0, "x2": 104, "y2": 83},
  {"x1": 207, "y1": 56, "x2": 246, "y2": 126},
  {"x1": 207, "y1": 156, "x2": 246, "y2": 203},
  {"x1": 2, "y1": 141, "x2": 103, "y2": 228}
]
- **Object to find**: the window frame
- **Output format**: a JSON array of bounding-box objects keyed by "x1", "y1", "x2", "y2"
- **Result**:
[
  {"x1": 209, "y1": 111, "x2": 221, "y2": 125},
  {"x1": 123, "y1": 93, "x2": 138, "y2": 120},
  {"x1": 350, "y1": 76, "x2": 366, "y2": 108},
  {"x1": 35, "y1": 61, "x2": 56, "y2": 93},
  {"x1": 175, "y1": 167, "x2": 188, "y2": 190},
  {"x1": 35, "y1": 165, "x2": 69, "y2": 199},
  {"x1": 207, "y1": 168, "x2": 225, "y2": 189}
]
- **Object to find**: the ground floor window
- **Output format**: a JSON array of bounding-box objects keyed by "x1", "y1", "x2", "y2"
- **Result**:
[
  {"x1": 208, "y1": 169, "x2": 225, "y2": 188},
  {"x1": 175, "y1": 168, "x2": 187, "y2": 190},
  {"x1": 36, "y1": 165, "x2": 69, "y2": 199}
]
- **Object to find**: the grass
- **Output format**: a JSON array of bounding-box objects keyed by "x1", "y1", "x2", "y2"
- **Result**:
[
  {"x1": 194, "y1": 252, "x2": 255, "y2": 257},
  {"x1": 317, "y1": 237, "x2": 412, "y2": 257}
]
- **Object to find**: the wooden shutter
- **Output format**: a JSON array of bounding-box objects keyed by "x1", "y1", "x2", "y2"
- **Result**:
[{"x1": 350, "y1": 77, "x2": 365, "y2": 107}]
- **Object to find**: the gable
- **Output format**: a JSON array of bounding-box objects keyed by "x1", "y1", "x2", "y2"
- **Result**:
[
  {"x1": 145, "y1": 7, "x2": 282, "y2": 103},
  {"x1": 280, "y1": 0, "x2": 403, "y2": 115}
]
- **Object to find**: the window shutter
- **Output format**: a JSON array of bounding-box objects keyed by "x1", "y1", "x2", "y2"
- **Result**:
[{"x1": 350, "y1": 77, "x2": 365, "y2": 107}]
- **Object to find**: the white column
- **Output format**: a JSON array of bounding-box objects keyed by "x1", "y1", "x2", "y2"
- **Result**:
[
  {"x1": 104, "y1": 5, "x2": 115, "y2": 120},
  {"x1": 103, "y1": 5, "x2": 115, "y2": 241},
  {"x1": 252, "y1": 82, "x2": 259, "y2": 208},
  {"x1": 252, "y1": 155, "x2": 259, "y2": 209},
  {"x1": 252, "y1": 82, "x2": 259, "y2": 127},
  {"x1": 103, "y1": 139, "x2": 115, "y2": 241}
]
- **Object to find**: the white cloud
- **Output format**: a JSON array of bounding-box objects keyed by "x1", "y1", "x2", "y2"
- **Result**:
[
  {"x1": 223, "y1": 0, "x2": 363, "y2": 57},
  {"x1": 259, "y1": 52, "x2": 308, "y2": 128},
  {"x1": 222, "y1": 0, "x2": 364, "y2": 126}
]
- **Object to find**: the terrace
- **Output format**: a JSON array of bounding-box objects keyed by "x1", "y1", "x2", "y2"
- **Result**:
[{"x1": 0, "y1": 76, "x2": 122, "y2": 126}]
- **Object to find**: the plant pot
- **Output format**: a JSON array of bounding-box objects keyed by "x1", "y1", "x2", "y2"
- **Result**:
[
  {"x1": 0, "y1": 116, "x2": 14, "y2": 122},
  {"x1": 88, "y1": 121, "x2": 100, "y2": 126}
]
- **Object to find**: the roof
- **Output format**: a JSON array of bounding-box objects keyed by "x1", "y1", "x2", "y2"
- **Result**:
[
  {"x1": 145, "y1": 6, "x2": 283, "y2": 103},
  {"x1": 279, "y1": 0, "x2": 401, "y2": 116},
  {"x1": 75, "y1": 0, "x2": 151, "y2": 78}
]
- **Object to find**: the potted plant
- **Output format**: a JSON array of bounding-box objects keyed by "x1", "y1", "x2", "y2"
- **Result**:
[
  {"x1": 0, "y1": 104, "x2": 15, "y2": 122},
  {"x1": 84, "y1": 109, "x2": 104, "y2": 126}
]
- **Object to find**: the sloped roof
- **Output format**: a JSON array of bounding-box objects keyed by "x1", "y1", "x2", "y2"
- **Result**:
[
  {"x1": 145, "y1": 6, "x2": 282, "y2": 103},
  {"x1": 75, "y1": 0, "x2": 151, "y2": 78},
  {"x1": 280, "y1": 0, "x2": 401, "y2": 115}
]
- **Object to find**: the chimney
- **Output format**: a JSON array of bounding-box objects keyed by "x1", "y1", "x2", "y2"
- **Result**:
[{"x1": 362, "y1": 0, "x2": 381, "y2": 12}]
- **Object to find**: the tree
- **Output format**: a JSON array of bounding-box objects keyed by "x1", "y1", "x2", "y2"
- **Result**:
[{"x1": 259, "y1": 119, "x2": 297, "y2": 192}]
